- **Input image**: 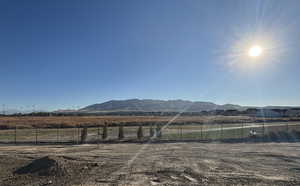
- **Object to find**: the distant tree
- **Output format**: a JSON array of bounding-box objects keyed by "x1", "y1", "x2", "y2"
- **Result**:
[
  {"x1": 118, "y1": 126, "x2": 124, "y2": 140},
  {"x1": 137, "y1": 126, "x2": 144, "y2": 140},
  {"x1": 102, "y1": 124, "x2": 108, "y2": 139}
]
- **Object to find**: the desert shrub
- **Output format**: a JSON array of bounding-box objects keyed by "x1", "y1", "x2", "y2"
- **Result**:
[{"x1": 118, "y1": 126, "x2": 124, "y2": 140}]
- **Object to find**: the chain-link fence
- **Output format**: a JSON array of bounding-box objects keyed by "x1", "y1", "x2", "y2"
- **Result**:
[{"x1": 0, "y1": 122, "x2": 300, "y2": 144}]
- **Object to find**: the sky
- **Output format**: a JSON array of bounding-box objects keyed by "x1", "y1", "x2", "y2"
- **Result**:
[{"x1": 1, "y1": 0, "x2": 300, "y2": 111}]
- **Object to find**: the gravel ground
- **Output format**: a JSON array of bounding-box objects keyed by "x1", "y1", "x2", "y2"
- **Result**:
[{"x1": 0, "y1": 142, "x2": 300, "y2": 186}]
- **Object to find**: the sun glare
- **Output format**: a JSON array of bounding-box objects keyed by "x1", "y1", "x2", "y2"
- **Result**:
[{"x1": 248, "y1": 45, "x2": 262, "y2": 57}]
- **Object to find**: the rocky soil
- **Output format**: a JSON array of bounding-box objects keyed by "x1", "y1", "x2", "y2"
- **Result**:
[{"x1": 0, "y1": 142, "x2": 300, "y2": 185}]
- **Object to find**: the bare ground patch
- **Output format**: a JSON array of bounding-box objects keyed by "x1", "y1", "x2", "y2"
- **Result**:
[{"x1": 0, "y1": 142, "x2": 300, "y2": 185}]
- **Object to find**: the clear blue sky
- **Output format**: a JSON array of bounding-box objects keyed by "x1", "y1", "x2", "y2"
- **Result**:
[{"x1": 1, "y1": 0, "x2": 300, "y2": 111}]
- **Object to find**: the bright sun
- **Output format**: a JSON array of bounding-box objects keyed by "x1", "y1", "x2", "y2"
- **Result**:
[{"x1": 248, "y1": 45, "x2": 262, "y2": 57}]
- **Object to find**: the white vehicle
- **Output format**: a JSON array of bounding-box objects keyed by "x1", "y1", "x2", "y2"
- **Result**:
[{"x1": 249, "y1": 130, "x2": 257, "y2": 137}]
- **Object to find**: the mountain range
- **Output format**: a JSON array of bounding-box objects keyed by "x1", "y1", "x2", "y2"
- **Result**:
[
  {"x1": 4, "y1": 99, "x2": 299, "y2": 114},
  {"x1": 80, "y1": 99, "x2": 245, "y2": 112}
]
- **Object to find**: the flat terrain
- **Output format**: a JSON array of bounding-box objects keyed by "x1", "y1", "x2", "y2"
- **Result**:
[
  {"x1": 0, "y1": 142, "x2": 300, "y2": 185},
  {"x1": 1, "y1": 115, "x2": 299, "y2": 129},
  {"x1": 1, "y1": 121, "x2": 300, "y2": 143},
  {"x1": 1, "y1": 121, "x2": 300, "y2": 144}
]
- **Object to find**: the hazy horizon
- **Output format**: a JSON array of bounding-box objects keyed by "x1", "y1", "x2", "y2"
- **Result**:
[{"x1": 2, "y1": 98, "x2": 300, "y2": 113}]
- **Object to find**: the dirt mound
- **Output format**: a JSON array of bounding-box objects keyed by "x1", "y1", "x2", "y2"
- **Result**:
[{"x1": 15, "y1": 156, "x2": 69, "y2": 176}]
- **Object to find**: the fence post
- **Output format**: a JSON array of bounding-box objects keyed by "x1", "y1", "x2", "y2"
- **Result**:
[
  {"x1": 263, "y1": 122, "x2": 265, "y2": 138},
  {"x1": 97, "y1": 125, "x2": 100, "y2": 146},
  {"x1": 220, "y1": 123, "x2": 223, "y2": 141},
  {"x1": 118, "y1": 126, "x2": 124, "y2": 140},
  {"x1": 241, "y1": 123, "x2": 244, "y2": 139},
  {"x1": 137, "y1": 126, "x2": 144, "y2": 140},
  {"x1": 80, "y1": 127, "x2": 87, "y2": 144},
  {"x1": 156, "y1": 125, "x2": 162, "y2": 139},
  {"x1": 150, "y1": 125, "x2": 154, "y2": 138},
  {"x1": 180, "y1": 125, "x2": 183, "y2": 140},
  {"x1": 35, "y1": 127, "x2": 38, "y2": 144},
  {"x1": 56, "y1": 125, "x2": 59, "y2": 144},
  {"x1": 14, "y1": 125, "x2": 17, "y2": 144},
  {"x1": 71, "y1": 127, "x2": 76, "y2": 144},
  {"x1": 201, "y1": 124, "x2": 203, "y2": 141},
  {"x1": 102, "y1": 124, "x2": 108, "y2": 140},
  {"x1": 77, "y1": 125, "x2": 80, "y2": 144}
]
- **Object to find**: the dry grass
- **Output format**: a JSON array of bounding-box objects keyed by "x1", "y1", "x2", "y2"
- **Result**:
[{"x1": 0, "y1": 115, "x2": 299, "y2": 129}]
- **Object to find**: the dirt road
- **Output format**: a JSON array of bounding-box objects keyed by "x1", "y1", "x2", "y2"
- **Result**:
[{"x1": 0, "y1": 142, "x2": 300, "y2": 185}]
